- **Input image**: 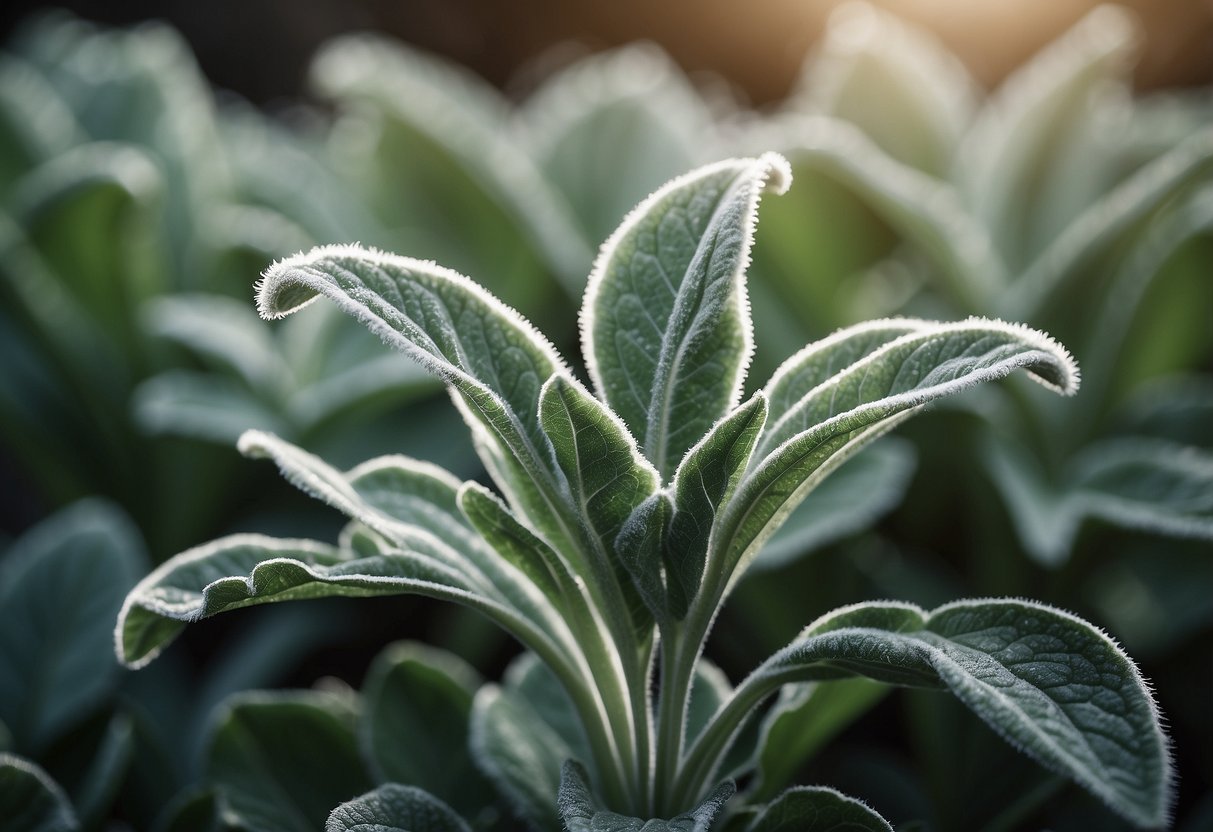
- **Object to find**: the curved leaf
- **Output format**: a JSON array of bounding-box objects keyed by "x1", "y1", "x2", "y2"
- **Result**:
[
  {"x1": 710, "y1": 599, "x2": 1171, "y2": 829},
  {"x1": 0, "y1": 753, "x2": 78, "y2": 832},
  {"x1": 326, "y1": 784, "x2": 472, "y2": 832},
  {"x1": 581, "y1": 153, "x2": 790, "y2": 477},
  {"x1": 558, "y1": 760, "x2": 733, "y2": 832},
  {"x1": 745, "y1": 786, "x2": 892, "y2": 832}
]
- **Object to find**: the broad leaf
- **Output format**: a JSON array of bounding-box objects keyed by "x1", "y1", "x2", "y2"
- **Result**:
[
  {"x1": 558, "y1": 760, "x2": 733, "y2": 832},
  {"x1": 581, "y1": 153, "x2": 790, "y2": 477},
  {"x1": 0, "y1": 500, "x2": 144, "y2": 754},
  {"x1": 716, "y1": 319, "x2": 1079, "y2": 584},
  {"x1": 0, "y1": 753, "x2": 78, "y2": 832},
  {"x1": 359, "y1": 642, "x2": 493, "y2": 815},
  {"x1": 326, "y1": 784, "x2": 471, "y2": 832},
  {"x1": 255, "y1": 244, "x2": 581, "y2": 555},
  {"x1": 207, "y1": 690, "x2": 372, "y2": 832},
  {"x1": 730, "y1": 600, "x2": 1171, "y2": 829},
  {"x1": 745, "y1": 786, "x2": 892, "y2": 832}
]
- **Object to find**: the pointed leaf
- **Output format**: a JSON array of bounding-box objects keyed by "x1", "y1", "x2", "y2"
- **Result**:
[
  {"x1": 207, "y1": 690, "x2": 372, "y2": 832},
  {"x1": 582, "y1": 153, "x2": 791, "y2": 477},
  {"x1": 256, "y1": 244, "x2": 579, "y2": 554},
  {"x1": 717, "y1": 319, "x2": 1079, "y2": 582},
  {"x1": 326, "y1": 784, "x2": 472, "y2": 832},
  {"x1": 746, "y1": 786, "x2": 892, "y2": 832},
  {"x1": 0, "y1": 753, "x2": 78, "y2": 832},
  {"x1": 0, "y1": 500, "x2": 144, "y2": 754},
  {"x1": 558, "y1": 760, "x2": 734, "y2": 832},
  {"x1": 665, "y1": 393, "x2": 767, "y2": 617},
  {"x1": 736, "y1": 599, "x2": 1172, "y2": 829},
  {"x1": 359, "y1": 642, "x2": 493, "y2": 816},
  {"x1": 615, "y1": 492, "x2": 672, "y2": 620}
]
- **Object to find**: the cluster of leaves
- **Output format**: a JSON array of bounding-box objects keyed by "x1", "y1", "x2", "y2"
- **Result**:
[{"x1": 112, "y1": 153, "x2": 1174, "y2": 832}]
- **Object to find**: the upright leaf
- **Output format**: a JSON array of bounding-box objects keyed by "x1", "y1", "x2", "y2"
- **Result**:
[{"x1": 581, "y1": 153, "x2": 791, "y2": 477}]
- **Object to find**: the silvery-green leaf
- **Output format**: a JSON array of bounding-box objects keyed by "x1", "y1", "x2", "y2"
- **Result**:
[
  {"x1": 134, "y1": 372, "x2": 289, "y2": 443},
  {"x1": 310, "y1": 35, "x2": 590, "y2": 295},
  {"x1": 0, "y1": 753, "x2": 78, "y2": 832},
  {"x1": 0, "y1": 54, "x2": 80, "y2": 188},
  {"x1": 502, "y1": 651, "x2": 594, "y2": 774},
  {"x1": 519, "y1": 43, "x2": 718, "y2": 244},
  {"x1": 581, "y1": 153, "x2": 791, "y2": 478},
  {"x1": 793, "y1": 3, "x2": 976, "y2": 177},
  {"x1": 746, "y1": 115, "x2": 1002, "y2": 309},
  {"x1": 558, "y1": 760, "x2": 733, "y2": 832},
  {"x1": 115, "y1": 534, "x2": 539, "y2": 670},
  {"x1": 1114, "y1": 376, "x2": 1213, "y2": 448},
  {"x1": 979, "y1": 433, "x2": 1075, "y2": 567},
  {"x1": 1004, "y1": 132, "x2": 1213, "y2": 321},
  {"x1": 956, "y1": 5, "x2": 1139, "y2": 263},
  {"x1": 1071, "y1": 437, "x2": 1213, "y2": 543},
  {"x1": 665, "y1": 393, "x2": 767, "y2": 618},
  {"x1": 207, "y1": 690, "x2": 371, "y2": 832},
  {"x1": 470, "y1": 685, "x2": 571, "y2": 832},
  {"x1": 326, "y1": 784, "x2": 472, "y2": 832},
  {"x1": 74, "y1": 712, "x2": 134, "y2": 827},
  {"x1": 685, "y1": 659, "x2": 732, "y2": 750},
  {"x1": 0, "y1": 500, "x2": 144, "y2": 754},
  {"x1": 719, "y1": 599, "x2": 1172, "y2": 829},
  {"x1": 540, "y1": 373, "x2": 659, "y2": 633},
  {"x1": 256, "y1": 244, "x2": 580, "y2": 554},
  {"x1": 754, "y1": 438, "x2": 916, "y2": 571},
  {"x1": 750, "y1": 680, "x2": 886, "y2": 801},
  {"x1": 615, "y1": 493, "x2": 672, "y2": 621},
  {"x1": 359, "y1": 642, "x2": 493, "y2": 815},
  {"x1": 718, "y1": 319, "x2": 1079, "y2": 583},
  {"x1": 745, "y1": 786, "x2": 892, "y2": 832}
]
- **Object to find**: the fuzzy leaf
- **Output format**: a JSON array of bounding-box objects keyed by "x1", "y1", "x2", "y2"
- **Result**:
[
  {"x1": 717, "y1": 319, "x2": 1079, "y2": 583},
  {"x1": 256, "y1": 244, "x2": 579, "y2": 554},
  {"x1": 359, "y1": 642, "x2": 493, "y2": 816},
  {"x1": 745, "y1": 786, "x2": 892, "y2": 832},
  {"x1": 0, "y1": 501, "x2": 143, "y2": 754},
  {"x1": 207, "y1": 690, "x2": 372, "y2": 832},
  {"x1": 750, "y1": 600, "x2": 1171, "y2": 828},
  {"x1": 0, "y1": 753, "x2": 78, "y2": 832},
  {"x1": 665, "y1": 393, "x2": 767, "y2": 617},
  {"x1": 582, "y1": 153, "x2": 791, "y2": 477},
  {"x1": 559, "y1": 760, "x2": 734, "y2": 832},
  {"x1": 326, "y1": 784, "x2": 472, "y2": 832}
]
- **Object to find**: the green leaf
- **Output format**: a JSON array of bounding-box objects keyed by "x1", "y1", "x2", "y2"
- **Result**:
[
  {"x1": 754, "y1": 439, "x2": 916, "y2": 571},
  {"x1": 540, "y1": 373, "x2": 659, "y2": 631},
  {"x1": 359, "y1": 642, "x2": 494, "y2": 815},
  {"x1": 717, "y1": 319, "x2": 1079, "y2": 585},
  {"x1": 134, "y1": 372, "x2": 290, "y2": 444},
  {"x1": 0, "y1": 54, "x2": 81, "y2": 188},
  {"x1": 742, "y1": 599, "x2": 1172, "y2": 828},
  {"x1": 519, "y1": 43, "x2": 717, "y2": 244},
  {"x1": 326, "y1": 784, "x2": 472, "y2": 832},
  {"x1": 470, "y1": 685, "x2": 571, "y2": 831},
  {"x1": 0, "y1": 500, "x2": 144, "y2": 754},
  {"x1": 0, "y1": 753, "x2": 79, "y2": 832},
  {"x1": 558, "y1": 760, "x2": 733, "y2": 832},
  {"x1": 581, "y1": 153, "x2": 791, "y2": 477},
  {"x1": 255, "y1": 244, "x2": 579, "y2": 555},
  {"x1": 206, "y1": 690, "x2": 372, "y2": 832},
  {"x1": 745, "y1": 786, "x2": 892, "y2": 832},
  {"x1": 750, "y1": 680, "x2": 887, "y2": 801},
  {"x1": 792, "y1": 3, "x2": 975, "y2": 177},
  {"x1": 74, "y1": 712, "x2": 134, "y2": 827},
  {"x1": 664, "y1": 393, "x2": 767, "y2": 617}
]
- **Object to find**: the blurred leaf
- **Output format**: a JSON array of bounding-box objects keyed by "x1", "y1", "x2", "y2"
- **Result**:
[
  {"x1": 0, "y1": 753, "x2": 79, "y2": 832},
  {"x1": 73, "y1": 712, "x2": 134, "y2": 827},
  {"x1": 0, "y1": 500, "x2": 144, "y2": 755},
  {"x1": 745, "y1": 785, "x2": 892, "y2": 832}
]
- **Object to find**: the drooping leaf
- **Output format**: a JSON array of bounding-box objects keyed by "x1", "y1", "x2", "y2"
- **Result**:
[
  {"x1": 745, "y1": 786, "x2": 892, "y2": 832},
  {"x1": 359, "y1": 642, "x2": 493, "y2": 815},
  {"x1": 0, "y1": 753, "x2": 79, "y2": 832},
  {"x1": 255, "y1": 244, "x2": 581, "y2": 555},
  {"x1": 0, "y1": 500, "x2": 144, "y2": 754},
  {"x1": 325, "y1": 784, "x2": 472, "y2": 832},
  {"x1": 581, "y1": 153, "x2": 790, "y2": 477},
  {"x1": 721, "y1": 599, "x2": 1172, "y2": 829},
  {"x1": 558, "y1": 760, "x2": 733, "y2": 832},
  {"x1": 715, "y1": 319, "x2": 1079, "y2": 585},
  {"x1": 206, "y1": 690, "x2": 372, "y2": 832}
]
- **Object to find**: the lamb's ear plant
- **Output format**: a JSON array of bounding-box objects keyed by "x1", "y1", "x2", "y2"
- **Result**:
[{"x1": 118, "y1": 154, "x2": 1172, "y2": 830}]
